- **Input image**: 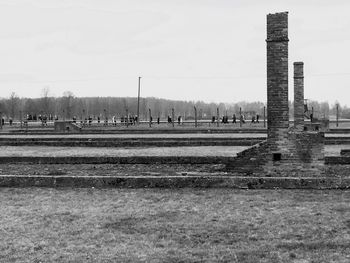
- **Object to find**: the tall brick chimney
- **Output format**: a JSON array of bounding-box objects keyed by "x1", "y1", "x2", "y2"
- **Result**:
[
  {"x1": 227, "y1": 11, "x2": 325, "y2": 175},
  {"x1": 294, "y1": 62, "x2": 304, "y2": 130},
  {"x1": 266, "y1": 12, "x2": 289, "y2": 154}
]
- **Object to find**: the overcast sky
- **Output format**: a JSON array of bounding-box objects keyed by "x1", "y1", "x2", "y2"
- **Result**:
[{"x1": 1, "y1": 0, "x2": 350, "y2": 105}]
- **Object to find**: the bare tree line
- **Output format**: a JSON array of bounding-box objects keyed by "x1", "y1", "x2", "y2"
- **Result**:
[{"x1": 0, "y1": 89, "x2": 340, "y2": 121}]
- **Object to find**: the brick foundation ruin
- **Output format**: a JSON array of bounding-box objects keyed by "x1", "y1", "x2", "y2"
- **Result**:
[
  {"x1": 54, "y1": 121, "x2": 82, "y2": 132},
  {"x1": 227, "y1": 12, "x2": 325, "y2": 177}
]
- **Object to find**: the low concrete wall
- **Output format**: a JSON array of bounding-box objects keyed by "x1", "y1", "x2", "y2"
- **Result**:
[
  {"x1": 325, "y1": 156, "x2": 350, "y2": 165},
  {"x1": 0, "y1": 175, "x2": 349, "y2": 189},
  {"x1": 326, "y1": 137, "x2": 350, "y2": 145},
  {"x1": 1, "y1": 136, "x2": 348, "y2": 147},
  {"x1": 7, "y1": 128, "x2": 267, "y2": 135},
  {"x1": 329, "y1": 128, "x2": 350, "y2": 133},
  {"x1": 0, "y1": 138, "x2": 262, "y2": 147},
  {"x1": 0, "y1": 156, "x2": 233, "y2": 164},
  {"x1": 341, "y1": 149, "x2": 350, "y2": 155}
]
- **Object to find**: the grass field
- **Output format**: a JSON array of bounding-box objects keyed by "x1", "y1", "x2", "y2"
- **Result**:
[
  {"x1": 0, "y1": 145, "x2": 349, "y2": 158},
  {"x1": 0, "y1": 146, "x2": 248, "y2": 157},
  {"x1": 1, "y1": 188, "x2": 349, "y2": 262}
]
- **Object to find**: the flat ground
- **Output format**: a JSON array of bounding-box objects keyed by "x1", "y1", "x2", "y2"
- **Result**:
[
  {"x1": 0, "y1": 163, "x2": 226, "y2": 176},
  {"x1": 0, "y1": 145, "x2": 348, "y2": 157},
  {"x1": 0, "y1": 146, "x2": 247, "y2": 157},
  {"x1": 0, "y1": 145, "x2": 349, "y2": 177},
  {"x1": 1, "y1": 188, "x2": 349, "y2": 263},
  {"x1": 0, "y1": 133, "x2": 266, "y2": 139},
  {"x1": 0, "y1": 133, "x2": 348, "y2": 139}
]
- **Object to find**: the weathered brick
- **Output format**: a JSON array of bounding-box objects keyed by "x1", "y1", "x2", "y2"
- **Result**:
[
  {"x1": 294, "y1": 62, "x2": 304, "y2": 130},
  {"x1": 226, "y1": 12, "x2": 325, "y2": 177},
  {"x1": 266, "y1": 12, "x2": 289, "y2": 153}
]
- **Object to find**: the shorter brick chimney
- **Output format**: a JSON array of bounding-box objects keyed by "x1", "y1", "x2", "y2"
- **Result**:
[{"x1": 294, "y1": 62, "x2": 304, "y2": 131}]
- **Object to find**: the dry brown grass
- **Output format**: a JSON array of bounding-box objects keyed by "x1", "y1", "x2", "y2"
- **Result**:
[{"x1": 1, "y1": 188, "x2": 350, "y2": 262}]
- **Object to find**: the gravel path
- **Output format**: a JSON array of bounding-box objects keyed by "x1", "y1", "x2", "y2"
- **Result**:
[
  {"x1": 0, "y1": 146, "x2": 248, "y2": 157},
  {"x1": 2, "y1": 133, "x2": 350, "y2": 139},
  {"x1": 0, "y1": 133, "x2": 266, "y2": 139},
  {"x1": 0, "y1": 145, "x2": 348, "y2": 157}
]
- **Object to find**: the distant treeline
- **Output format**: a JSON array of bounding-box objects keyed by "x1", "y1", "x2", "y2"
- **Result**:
[{"x1": 0, "y1": 90, "x2": 343, "y2": 121}]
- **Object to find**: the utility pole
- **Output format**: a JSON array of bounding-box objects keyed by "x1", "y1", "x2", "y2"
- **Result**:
[
  {"x1": 137, "y1": 76, "x2": 141, "y2": 125},
  {"x1": 126, "y1": 108, "x2": 129, "y2": 128},
  {"x1": 104, "y1": 109, "x2": 107, "y2": 126},
  {"x1": 194, "y1": 106, "x2": 197, "y2": 128},
  {"x1": 239, "y1": 107, "x2": 242, "y2": 128},
  {"x1": 172, "y1": 108, "x2": 175, "y2": 128},
  {"x1": 336, "y1": 104, "x2": 339, "y2": 127},
  {"x1": 216, "y1": 108, "x2": 219, "y2": 127},
  {"x1": 149, "y1": 108, "x2": 152, "y2": 128},
  {"x1": 0, "y1": 112, "x2": 2, "y2": 129}
]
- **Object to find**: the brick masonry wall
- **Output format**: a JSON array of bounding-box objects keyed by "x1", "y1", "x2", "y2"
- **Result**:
[
  {"x1": 226, "y1": 140, "x2": 269, "y2": 174},
  {"x1": 261, "y1": 131, "x2": 325, "y2": 177},
  {"x1": 54, "y1": 121, "x2": 81, "y2": 132},
  {"x1": 266, "y1": 12, "x2": 289, "y2": 153},
  {"x1": 226, "y1": 12, "x2": 326, "y2": 177},
  {"x1": 227, "y1": 131, "x2": 325, "y2": 177}
]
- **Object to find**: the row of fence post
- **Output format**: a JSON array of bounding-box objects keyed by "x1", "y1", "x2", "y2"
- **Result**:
[
  {"x1": 0, "y1": 105, "x2": 285, "y2": 130},
  {"x1": 144, "y1": 106, "x2": 267, "y2": 128},
  {"x1": 0, "y1": 103, "x2": 341, "y2": 129},
  {"x1": 144, "y1": 105, "x2": 343, "y2": 129}
]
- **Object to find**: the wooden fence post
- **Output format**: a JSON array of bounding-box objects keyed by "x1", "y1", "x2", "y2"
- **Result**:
[
  {"x1": 336, "y1": 104, "x2": 339, "y2": 127},
  {"x1": 239, "y1": 107, "x2": 242, "y2": 128},
  {"x1": 216, "y1": 108, "x2": 219, "y2": 127},
  {"x1": 194, "y1": 106, "x2": 197, "y2": 127},
  {"x1": 126, "y1": 109, "x2": 129, "y2": 128},
  {"x1": 149, "y1": 108, "x2": 152, "y2": 128}
]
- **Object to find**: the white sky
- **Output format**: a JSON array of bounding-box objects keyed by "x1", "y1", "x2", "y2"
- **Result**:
[{"x1": 1, "y1": 0, "x2": 350, "y2": 105}]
